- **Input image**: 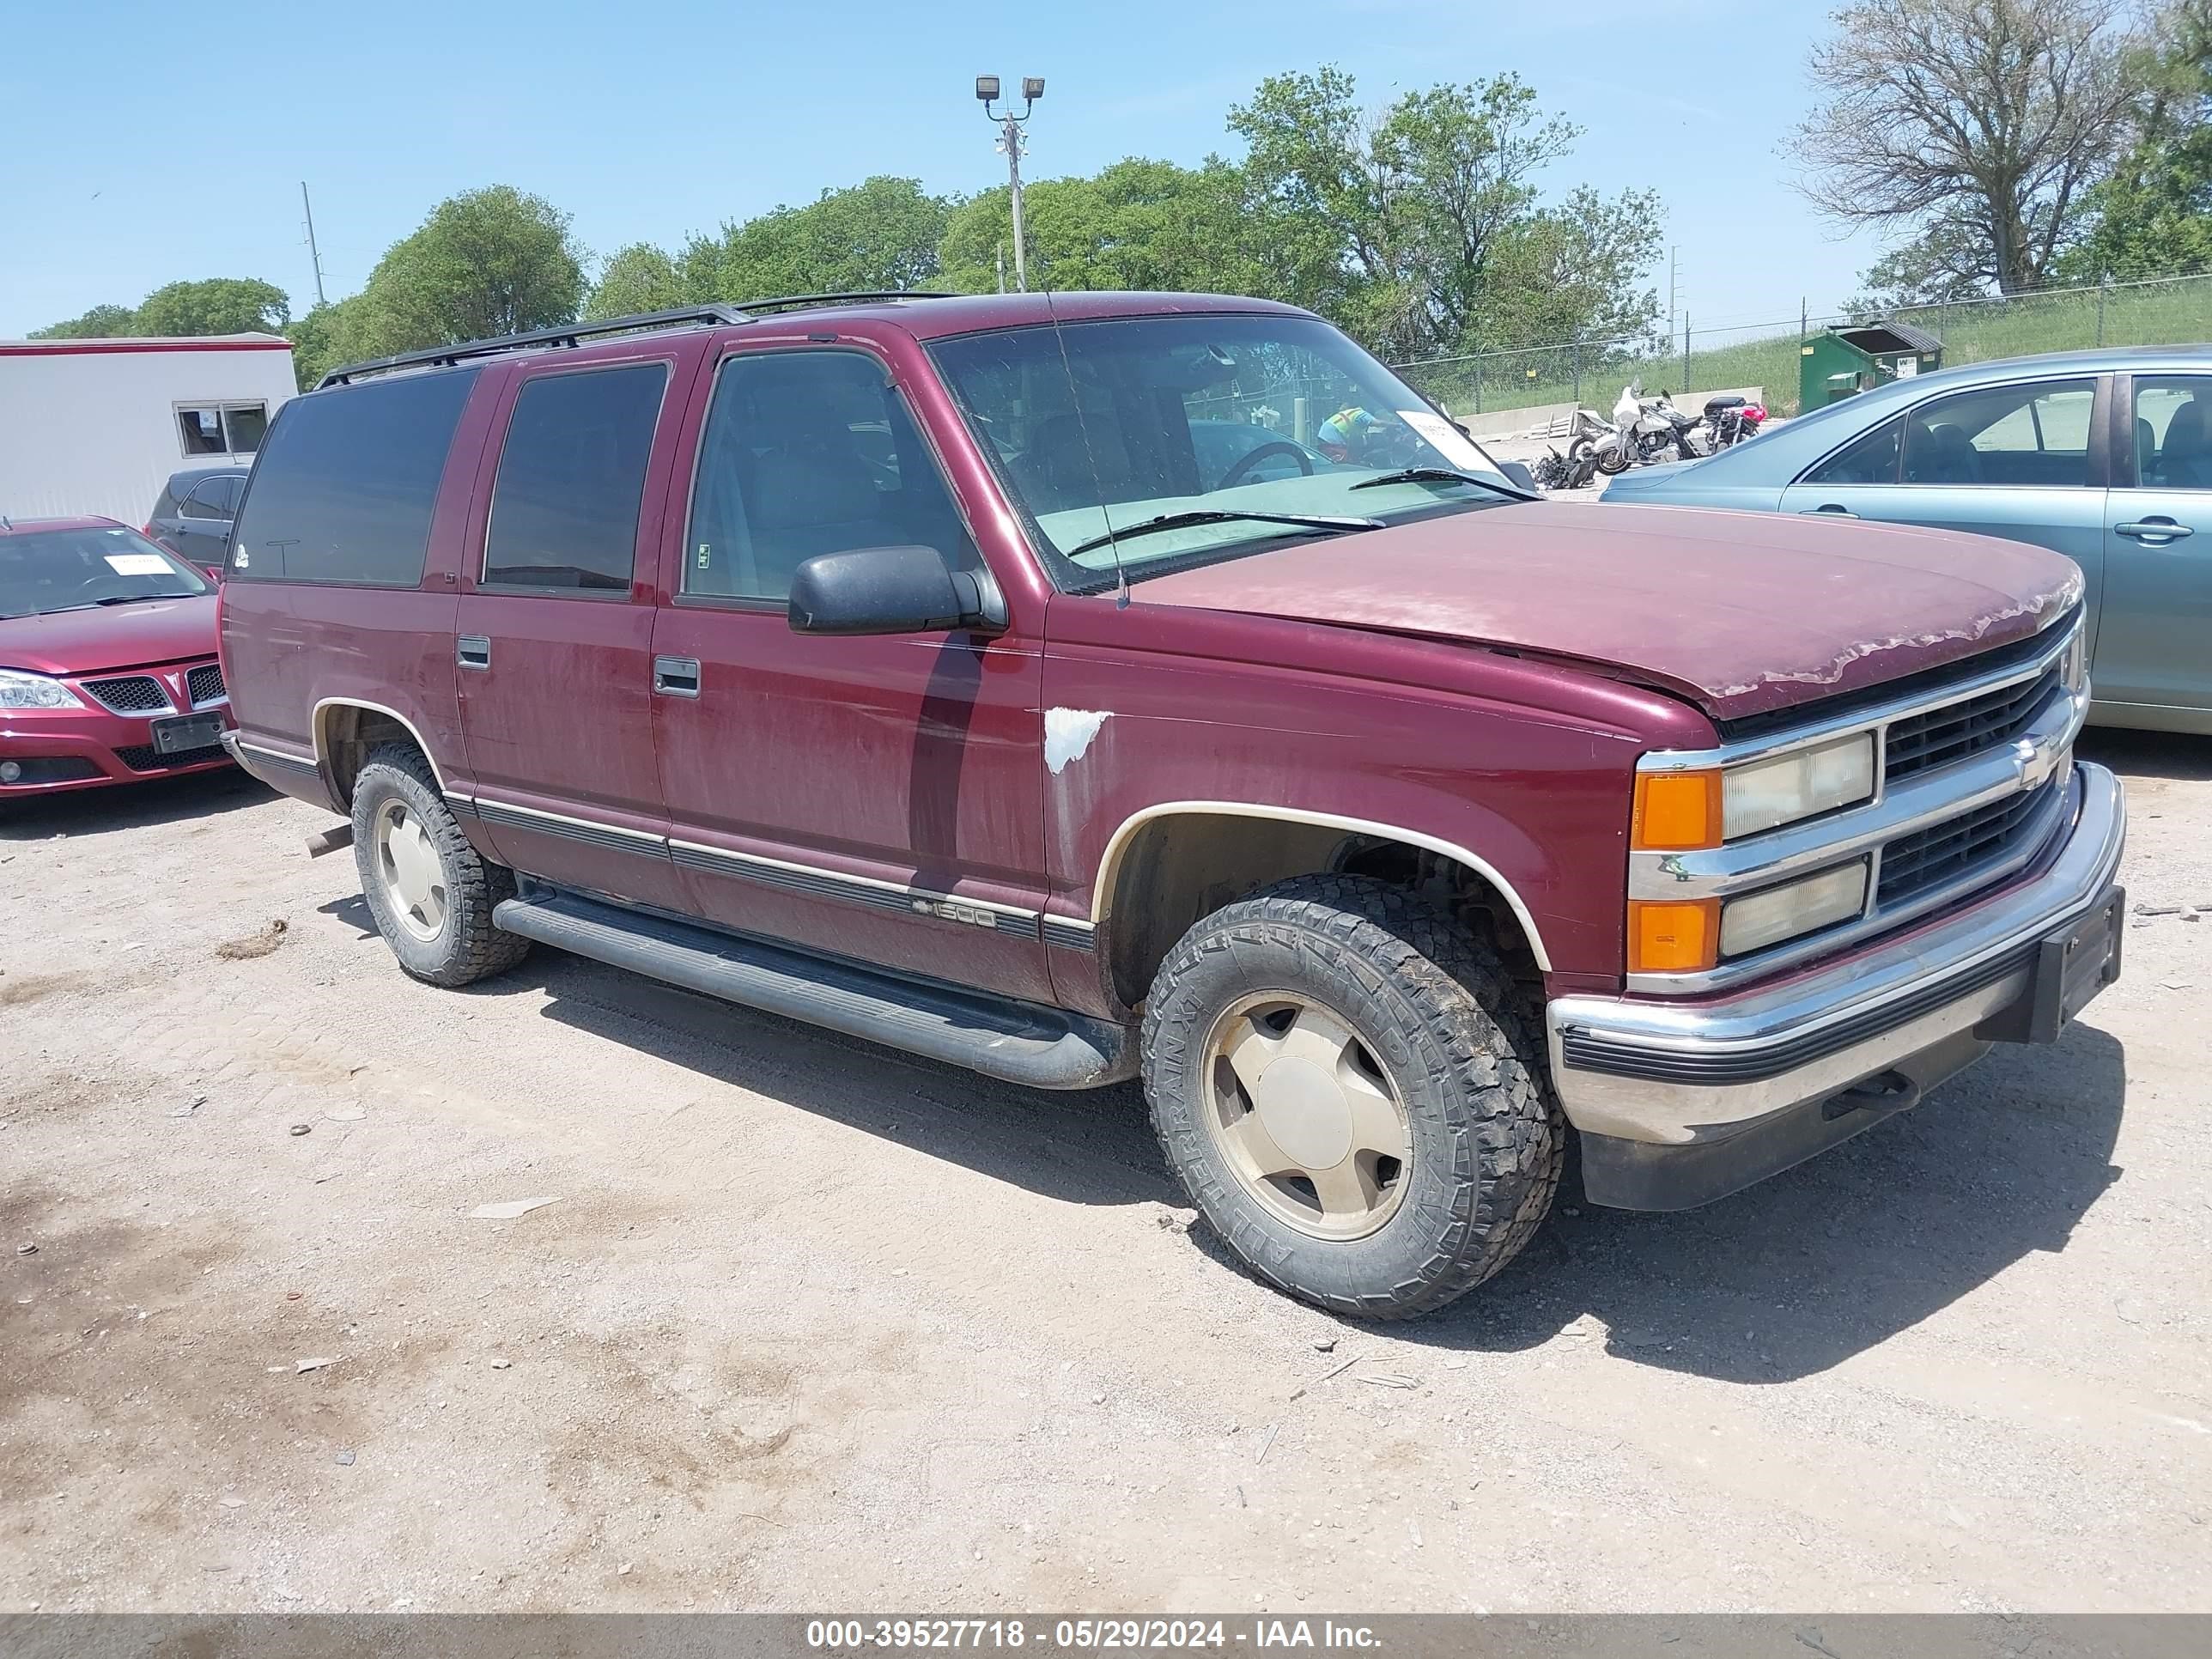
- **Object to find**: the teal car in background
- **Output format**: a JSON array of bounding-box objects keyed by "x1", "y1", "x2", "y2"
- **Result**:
[{"x1": 1601, "y1": 345, "x2": 2212, "y2": 733}]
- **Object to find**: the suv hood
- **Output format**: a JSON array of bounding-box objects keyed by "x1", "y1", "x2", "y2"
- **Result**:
[
  {"x1": 1136, "y1": 501, "x2": 2082, "y2": 722},
  {"x1": 0, "y1": 594, "x2": 219, "y2": 677}
]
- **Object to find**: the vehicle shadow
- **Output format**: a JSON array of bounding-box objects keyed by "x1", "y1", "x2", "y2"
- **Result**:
[
  {"x1": 2080, "y1": 726, "x2": 2212, "y2": 782},
  {"x1": 1400, "y1": 1021, "x2": 2128, "y2": 1382},
  {"x1": 0, "y1": 767, "x2": 273, "y2": 841},
  {"x1": 303, "y1": 897, "x2": 2127, "y2": 1374},
  {"x1": 495, "y1": 944, "x2": 1176, "y2": 1212}
]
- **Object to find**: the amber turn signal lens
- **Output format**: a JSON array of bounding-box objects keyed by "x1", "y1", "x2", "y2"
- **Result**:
[
  {"x1": 1627, "y1": 898, "x2": 1720, "y2": 974},
  {"x1": 1632, "y1": 770, "x2": 1723, "y2": 851}
]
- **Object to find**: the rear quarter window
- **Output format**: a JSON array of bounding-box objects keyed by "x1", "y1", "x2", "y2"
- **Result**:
[{"x1": 229, "y1": 368, "x2": 481, "y2": 586}]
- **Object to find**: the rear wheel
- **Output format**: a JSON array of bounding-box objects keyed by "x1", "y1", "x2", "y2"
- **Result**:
[
  {"x1": 350, "y1": 744, "x2": 528, "y2": 987},
  {"x1": 1141, "y1": 875, "x2": 1564, "y2": 1319}
]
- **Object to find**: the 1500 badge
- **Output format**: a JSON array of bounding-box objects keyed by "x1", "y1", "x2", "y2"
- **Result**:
[{"x1": 912, "y1": 896, "x2": 998, "y2": 928}]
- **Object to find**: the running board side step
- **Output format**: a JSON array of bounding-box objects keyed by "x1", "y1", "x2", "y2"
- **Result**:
[{"x1": 491, "y1": 887, "x2": 1136, "y2": 1091}]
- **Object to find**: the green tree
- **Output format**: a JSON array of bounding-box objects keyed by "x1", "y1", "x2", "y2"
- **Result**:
[
  {"x1": 283, "y1": 297, "x2": 378, "y2": 392},
  {"x1": 349, "y1": 185, "x2": 585, "y2": 356},
  {"x1": 134, "y1": 276, "x2": 290, "y2": 336},
  {"x1": 2064, "y1": 0, "x2": 2212, "y2": 277},
  {"x1": 584, "y1": 243, "x2": 684, "y2": 319},
  {"x1": 673, "y1": 176, "x2": 952, "y2": 303},
  {"x1": 1227, "y1": 68, "x2": 1660, "y2": 359},
  {"x1": 936, "y1": 158, "x2": 1264, "y2": 295},
  {"x1": 27, "y1": 302, "x2": 139, "y2": 339}
]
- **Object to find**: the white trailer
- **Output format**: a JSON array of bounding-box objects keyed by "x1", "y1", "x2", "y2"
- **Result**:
[{"x1": 0, "y1": 333, "x2": 296, "y2": 525}]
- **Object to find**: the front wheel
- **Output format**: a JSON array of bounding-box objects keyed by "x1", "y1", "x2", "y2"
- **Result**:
[
  {"x1": 1594, "y1": 443, "x2": 1632, "y2": 475},
  {"x1": 350, "y1": 744, "x2": 530, "y2": 988},
  {"x1": 1140, "y1": 875, "x2": 1564, "y2": 1319}
]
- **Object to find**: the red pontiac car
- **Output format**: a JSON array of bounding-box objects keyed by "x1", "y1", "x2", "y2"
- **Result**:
[
  {"x1": 0, "y1": 516, "x2": 233, "y2": 796},
  {"x1": 217, "y1": 292, "x2": 2124, "y2": 1318}
]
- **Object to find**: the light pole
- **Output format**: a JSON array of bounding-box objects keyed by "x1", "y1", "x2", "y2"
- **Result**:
[{"x1": 976, "y1": 76, "x2": 1043, "y2": 293}]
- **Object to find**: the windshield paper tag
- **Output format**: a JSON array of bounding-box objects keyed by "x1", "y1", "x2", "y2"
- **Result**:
[
  {"x1": 1398, "y1": 410, "x2": 1489, "y2": 471},
  {"x1": 104, "y1": 553, "x2": 172, "y2": 576}
]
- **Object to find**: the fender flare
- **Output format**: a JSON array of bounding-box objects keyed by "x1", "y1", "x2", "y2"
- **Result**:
[
  {"x1": 1090, "y1": 799, "x2": 1553, "y2": 972},
  {"x1": 311, "y1": 697, "x2": 453, "y2": 800}
]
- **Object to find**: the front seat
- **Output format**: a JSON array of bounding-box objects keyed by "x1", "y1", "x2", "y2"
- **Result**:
[
  {"x1": 1020, "y1": 411, "x2": 1141, "y2": 515},
  {"x1": 1906, "y1": 420, "x2": 1982, "y2": 485},
  {"x1": 744, "y1": 421, "x2": 904, "y2": 595},
  {"x1": 2155, "y1": 400, "x2": 2212, "y2": 488}
]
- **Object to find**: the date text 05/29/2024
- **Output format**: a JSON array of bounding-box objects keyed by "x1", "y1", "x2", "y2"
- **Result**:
[{"x1": 805, "y1": 1619, "x2": 1382, "y2": 1650}]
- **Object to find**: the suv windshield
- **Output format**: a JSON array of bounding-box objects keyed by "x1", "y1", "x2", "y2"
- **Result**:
[
  {"x1": 0, "y1": 525, "x2": 211, "y2": 618},
  {"x1": 928, "y1": 313, "x2": 1518, "y2": 589}
]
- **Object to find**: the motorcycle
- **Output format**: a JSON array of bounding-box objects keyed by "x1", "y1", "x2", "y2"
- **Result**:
[
  {"x1": 1703, "y1": 394, "x2": 1768, "y2": 450},
  {"x1": 1531, "y1": 439, "x2": 1600, "y2": 491},
  {"x1": 1594, "y1": 383, "x2": 1703, "y2": 473}
]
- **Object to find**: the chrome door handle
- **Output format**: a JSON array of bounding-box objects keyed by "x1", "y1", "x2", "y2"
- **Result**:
[
  {"x1": 1799, "y1": 504, "x2": 1858, "y2": 518},
  {"x1": 652, "y1": 656, "x2": 701, "y2": 697},
  {"x1": 2115, "y1": 519, "x2": 2194, "y2": 542},
  {"x1": 457, "y1": 635, "x2": 491, "y2": 670}
]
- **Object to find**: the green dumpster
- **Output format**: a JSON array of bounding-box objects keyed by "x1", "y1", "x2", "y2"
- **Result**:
[{"x1": 1799, "y1": 321, "x2": 1944, "y2": 409}]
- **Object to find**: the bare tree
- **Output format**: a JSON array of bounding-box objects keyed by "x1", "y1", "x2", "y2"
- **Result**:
[{"x1": 1792, "y1": 0, "x2": 2144, "y2": 295}]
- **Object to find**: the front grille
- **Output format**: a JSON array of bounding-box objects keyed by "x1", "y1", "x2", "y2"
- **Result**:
[
  {"x1": 0, "y1": 757, "x2": 103, "y2": 786},
  {"x1": 113, "y1": 741, "x2": 227, "y2": 773},
  {"x1": 1885, "y1": 666, "x2": 2058, "y2": 781},
  {"x1": 1877, "y1": 780, "x2": 2060, "y2": 908},
  {"x1": 82, "y1": 674, "x2": 171, "y2": 714},
  {"x1": 185, "y1": 662, "x2": 225, "y2": 706}
]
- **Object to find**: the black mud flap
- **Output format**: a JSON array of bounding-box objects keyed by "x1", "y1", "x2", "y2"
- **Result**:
[{"x1": 1975, "y1": 885, "x2": 2125, "y2": 1046}]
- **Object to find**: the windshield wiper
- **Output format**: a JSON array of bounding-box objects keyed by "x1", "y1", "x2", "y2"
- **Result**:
[
  {"x1": 1067, "y1": 508, "x2": 1382, "y2": 559},
  {"x1": 1350, "y1": 466, "x2": 1522, "y2": 497}
]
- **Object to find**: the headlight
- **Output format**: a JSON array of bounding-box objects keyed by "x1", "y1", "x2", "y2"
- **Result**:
[
  {"x1": 1719, "y1": 861, "x2": 1869, "y2": 958},
  {"x1": 0, "y1": 669, "x2": 82, "y2": 710},
  {"x1": 1634, "y1": 732, "x2": 1875, "y2": 848},
  {"x1": 1721, "y1": 734, "x2": 1875, "y2": 839}
]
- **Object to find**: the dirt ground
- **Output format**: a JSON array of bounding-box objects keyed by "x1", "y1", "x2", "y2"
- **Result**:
[{"x1": 3, "y1": 730, "x2": 2209, "y2": 1616}]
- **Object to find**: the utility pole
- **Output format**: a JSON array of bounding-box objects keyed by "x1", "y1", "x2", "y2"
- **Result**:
[
  {"x1": 976, "y1": 76, "x2": 1044, "y2": 293},
  {"x1": 1668, "y1": 246, "x2": 1679, "y2": 338},
  {"x1": 301, "y1": 181, "x2": 327, "y2": 308}
]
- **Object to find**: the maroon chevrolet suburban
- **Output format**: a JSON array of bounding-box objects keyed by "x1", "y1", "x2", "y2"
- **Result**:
[{"x1": 218, "y1": 292, "x2": 2124, "y2": 1318}]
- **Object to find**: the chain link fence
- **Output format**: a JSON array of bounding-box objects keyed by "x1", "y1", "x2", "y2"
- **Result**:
[{"x1": 1389, "y1": 269, "x2": 2212, "y2": 422}]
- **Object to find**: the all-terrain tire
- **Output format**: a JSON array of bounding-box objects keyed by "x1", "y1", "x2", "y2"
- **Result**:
[
  {"x1": 350, "y1": 744, "x2": 529, "y2": 988},
  {"x1": 1141, "y1": 874, "x2": 1564, "y2": 1319}
]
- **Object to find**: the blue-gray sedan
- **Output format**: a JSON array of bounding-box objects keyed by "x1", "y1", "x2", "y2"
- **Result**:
[{"x1": 1601, "y1": 345, "x2": 2212, "y2": 733}]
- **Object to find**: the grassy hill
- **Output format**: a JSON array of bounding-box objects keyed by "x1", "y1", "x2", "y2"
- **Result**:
[{"x1": 1398, "y1": 273, "x2": 2212, "y2": 419}]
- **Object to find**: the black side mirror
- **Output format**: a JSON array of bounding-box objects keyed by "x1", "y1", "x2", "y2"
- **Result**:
[
  {"x1": 1496, "y1": 460, "x2": 1537, "y2": 492},
  {"x1": 787, "y1": 544, "x2": 1006, "y2": 636}
]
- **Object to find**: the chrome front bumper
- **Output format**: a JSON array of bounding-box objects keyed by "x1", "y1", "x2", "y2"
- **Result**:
[{"x1": 1548, "y1": 761, "x2": 2126, "y2": 1209}]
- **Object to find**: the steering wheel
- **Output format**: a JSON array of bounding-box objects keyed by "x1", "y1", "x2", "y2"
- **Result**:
[
  {"x1": 1218, "y1": 440, "x2": 1315, "y2": 489},
  {"x1": 76, "y1": 574, "x2": 143, "y2": 601}
]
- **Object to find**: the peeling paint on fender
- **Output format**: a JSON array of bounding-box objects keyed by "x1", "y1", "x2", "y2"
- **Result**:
[{"x1": 1044, "y1": 708, "x2": 1112, "y2": 775}]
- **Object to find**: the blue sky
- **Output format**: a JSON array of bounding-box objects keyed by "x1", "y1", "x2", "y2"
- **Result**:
[{"x1": 0, "y1": 0, "x2": 1886, "y2": 343}]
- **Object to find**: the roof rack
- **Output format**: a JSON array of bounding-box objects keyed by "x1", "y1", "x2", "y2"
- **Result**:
[{"x1": 317, "y1": 291, "x2": 959, "y2": 388}]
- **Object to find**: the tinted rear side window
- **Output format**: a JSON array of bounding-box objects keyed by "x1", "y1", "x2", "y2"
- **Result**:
[
  {"x1": 1803, "y1": 415, "x2": 1905, "y2": 486},
  {"x1": 229, "y1": 368, "x2": 480, "y2": 585},
  {"x1": 482, "y1": 364, "x2": 669, "y2": 592}
]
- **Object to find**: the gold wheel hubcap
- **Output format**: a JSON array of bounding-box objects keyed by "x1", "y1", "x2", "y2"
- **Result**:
[
  {"x1": 1200, "y1": 993, "x2": 1413, "y2": 1241},
  {"x1": 374, "y1": 799, "x2": 447, "y2": 944}
]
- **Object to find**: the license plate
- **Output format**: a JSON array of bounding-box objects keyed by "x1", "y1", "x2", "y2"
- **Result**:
[
  {"x1": 1984, "y1": 887, "x2": 2124, "y2": 1045},
  {"x1": 150, "y1": 712, "x2": 225, "y2": 755}
]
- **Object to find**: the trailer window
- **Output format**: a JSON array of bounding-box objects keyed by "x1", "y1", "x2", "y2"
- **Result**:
[{"x1": 177, "y1": 402, "x2": 270, "y2": 457}]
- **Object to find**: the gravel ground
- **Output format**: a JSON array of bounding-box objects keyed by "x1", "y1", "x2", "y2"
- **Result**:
[{"x1": 3, "y1": 731, "x2": 2209, "y2": 1614}]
